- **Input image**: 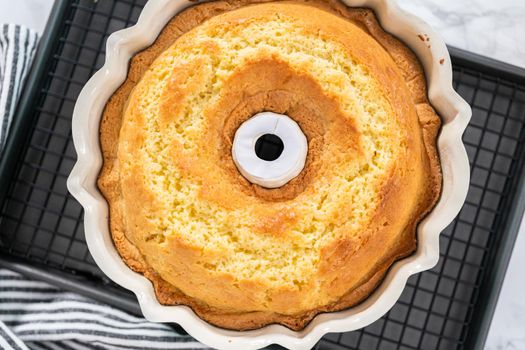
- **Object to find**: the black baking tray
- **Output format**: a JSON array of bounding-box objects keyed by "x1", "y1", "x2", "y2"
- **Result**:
[{"x1": 1, "y1": 0, "x2": 525, "y2": 349}]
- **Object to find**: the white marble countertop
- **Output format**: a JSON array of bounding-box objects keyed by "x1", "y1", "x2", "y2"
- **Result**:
[
  {"x1": 1, "y1": 0, "x2": 524, "y2": 349},
  {"x1": 398, "y1": 0, "x2": 525, "y2": 68}
]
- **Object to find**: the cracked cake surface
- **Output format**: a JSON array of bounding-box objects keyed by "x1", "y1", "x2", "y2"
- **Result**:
[{"x1": 98, "y1": 0, "x2": 442, "y2": 331}]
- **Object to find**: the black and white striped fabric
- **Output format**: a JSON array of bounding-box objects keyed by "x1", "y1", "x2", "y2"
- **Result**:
[
  {"x1": 0, "y1": 269, "x2": 209, "y2": 350},
  {"x1": 0, "y1": 24, "x2": 38, "y2": 152},
  {"x1": 0, "y1": 24, "x2": 208, "y2": 350}
]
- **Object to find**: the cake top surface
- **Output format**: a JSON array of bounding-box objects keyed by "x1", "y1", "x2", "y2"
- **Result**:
[{"x1": 99, "y1": 0, "x2": 441, "y2": 331}]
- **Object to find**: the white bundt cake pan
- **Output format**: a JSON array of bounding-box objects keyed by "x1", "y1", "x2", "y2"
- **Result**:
[{"x1": 67, "y1": 0, "x2": 471, "y2": 349}]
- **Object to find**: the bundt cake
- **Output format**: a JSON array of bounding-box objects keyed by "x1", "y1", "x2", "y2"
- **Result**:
[{"x1": 98, "y1": 0, "x2": 442, "y2": 331}]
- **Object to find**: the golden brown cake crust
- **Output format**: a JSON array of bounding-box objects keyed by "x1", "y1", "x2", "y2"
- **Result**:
[{"x1": 98, "y1": 0, "x2": 442, "y2": 331}]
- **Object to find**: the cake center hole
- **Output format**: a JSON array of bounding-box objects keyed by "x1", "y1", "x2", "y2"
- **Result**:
[{"x1": 255, "y1": 134, "x2": 284, "y2": 161}]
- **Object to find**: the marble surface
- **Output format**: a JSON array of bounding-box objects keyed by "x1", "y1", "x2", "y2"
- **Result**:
[
  {"x1": 0, "y1": 0, "x2": 54, "y2": 34},
  {"x1": 1, "y1": 0, "x2": 525, "y2": 349},
  {"x1": 398, "y1": 0, "x2": 525, "y2": 68}
]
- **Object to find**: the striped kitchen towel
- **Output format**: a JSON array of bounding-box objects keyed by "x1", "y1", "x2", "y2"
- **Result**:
[
  {"x1": 0, "y1": 24, "x2": 38, "y2": 153},
  {"x1": 0, "y1": 269, "x2": 209, "y2": 350}
]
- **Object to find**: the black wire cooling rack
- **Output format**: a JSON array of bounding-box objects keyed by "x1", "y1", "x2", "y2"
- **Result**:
[{"x1": 1, "y1": 1, "x2": 525, "y2": 349}]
